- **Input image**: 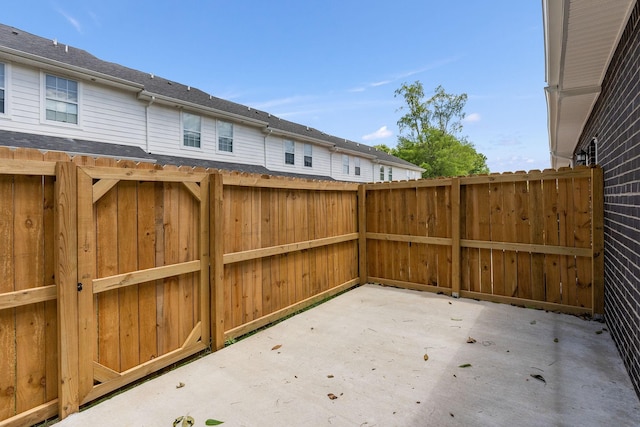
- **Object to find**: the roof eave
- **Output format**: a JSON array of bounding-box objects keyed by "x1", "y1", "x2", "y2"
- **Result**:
[
  {"x1": 0, "y1": 45, "x2": 145, "y2": 92},
  {"x1": 263, "y1": 126, "x2": 336, "y2": 148},
  {"x1": 138, "y1": 90, "x2": 269, "y2": 127},
  {"x1": 543, "y1": 0, "x2": 636, "y2": 169}
]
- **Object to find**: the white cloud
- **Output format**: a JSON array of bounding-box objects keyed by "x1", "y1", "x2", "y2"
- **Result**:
[
  {"x1": 362, "y1": 126, "x2": 393, "y2": 141},
  {"x1": 349, "y1": 56, "x2": 461, "y2": 94},
  {"x1": 463, "y1": 112, "x2": 481, "y2": 123},
  {"x1": 58, "y1": 9, "x2": 82, "y2": 33},
  {"x1": 371, "y1": 80, "x2": 392, "y2": 87}
]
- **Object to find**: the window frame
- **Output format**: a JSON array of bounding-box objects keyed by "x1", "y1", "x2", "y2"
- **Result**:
[
  {"x1": 0, "y1": 62, "x2": 6, "y2": 116},
  {"x1": 217, "y1": 120, "x2": 234, "y2": 153},
  {"x1": 182, "y1": 112, "x2": 202, "y2": 149},
  {"x1": 379, "y1": 165, "x2": 385, "y2": 181},
  {"x1": 354, "y1": 157, "x2": 361, "y2": 176},
  {"x1": 303, "y1": 143, "x2": 312, "y2": 168},
  {"x1": 284, "y1": 140, "x2": 295, "y2": 165},
  {"x1": 388, "y1": 167, "x2": 393, "y2": 181},
  {"x1": 43, "y1": 73, "x2": 80, "y2": 126},
  {"x1": 342, "y1": 155, "x2": 349, "y2": 174}
]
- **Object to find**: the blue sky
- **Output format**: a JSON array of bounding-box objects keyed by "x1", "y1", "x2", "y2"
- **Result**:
[{"x1": 4, "y1": 1, "x2": 549, "y2": 173}]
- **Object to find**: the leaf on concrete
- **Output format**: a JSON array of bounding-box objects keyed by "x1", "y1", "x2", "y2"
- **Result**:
[
  {"x1": 451, "y1": 318, "x2": 462, "y2": 321},
  {"x1": 205, "y1": 420, "x2": 224, "y2": 426},
  {"x1": 183, "y1": 416, "x2": 195, "y2": 427},
  {"x1": 530, "y1": 374, "x2": 546, "y2": 384},
  {"x1": 272, "y1": 344, "x2": 282, "y2": 350},
  {"x1": 458, "y1": 363, "x2": 472, "y2": 368},
  {"x1": 595, "y1": 330, "x2": 603, "y2": 335},
  {"x1": 553, "y1": 338, "x2": 559, "y2": 343},
  {"x1": 327, "y1": 374, "x2": 334, "y2": 378},
  {"x1": 530, "y1": 320, "x2": 536, "y2": 325},
  {"x1": 423, "y1": 353, "x2": 429, "y2": 361},
  {"x1": 328, "y1": 393, "x2": 338, "y2": 400},
  {"x1": 466, "y1": 337, "x2": 476, "y2": 343},
  {"x1": 176, "y1": 382, "x2": 185, "y2": 388},
  {"x1": 173, "y1": 416, "x2": 184, "y2": 427}
]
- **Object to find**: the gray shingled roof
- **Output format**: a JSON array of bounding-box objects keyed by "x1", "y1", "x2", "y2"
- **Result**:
[
  {"x1": 0, "y1": 129, "x2": 336, "y2": 180},
  {"x1": 0, "y1": 23, "x2": 421, "y2": 171},
  {"x1": 0, "y1": 129, "x2": 155, "y2": 161}
]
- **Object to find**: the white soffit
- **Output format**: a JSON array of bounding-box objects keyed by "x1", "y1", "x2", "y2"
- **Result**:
[{"x1": 544, "y1": 0, "x2": 635, "y2": 168}]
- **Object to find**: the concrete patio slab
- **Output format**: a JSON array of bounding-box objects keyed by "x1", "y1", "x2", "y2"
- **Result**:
[{"x1": 55, "y1": 284, "x2": 640, "y2": 427}]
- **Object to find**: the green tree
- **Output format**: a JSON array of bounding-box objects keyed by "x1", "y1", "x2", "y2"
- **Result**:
[{"x1": 392, "y1": 81, "x2": 489, "y2": 178}]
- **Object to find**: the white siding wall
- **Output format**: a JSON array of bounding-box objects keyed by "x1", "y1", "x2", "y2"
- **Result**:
[
  {"x1": 147, "y1": 105, "x2": 180, "y2": 154},
  {"x1": 2, "y1": 63, "x2": 146, "y2": 146},
  {"x1": 265, "y1": 136, "x2": 332, "y2": 177},
  {"x1": 147, "y1": 106, "x2": 266, "y2": 165}
]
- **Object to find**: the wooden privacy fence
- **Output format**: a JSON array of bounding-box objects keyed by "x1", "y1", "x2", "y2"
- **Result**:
[
  {"x1": 363, "y1": 167, "x2": 604, "y2": 315},
  {"x1": 0, "y1": 148, "x2": 602, "y2": 426},
  {"x1": 0, "y1": 150, "x2": 360, "y2": 427}
]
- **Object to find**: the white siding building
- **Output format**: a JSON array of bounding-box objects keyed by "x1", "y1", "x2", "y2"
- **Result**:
[{"x1": 0, "y1": 23, "x2": 423, "y2": 181}]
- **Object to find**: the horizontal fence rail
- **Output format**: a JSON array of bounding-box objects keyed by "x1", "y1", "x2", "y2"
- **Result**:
[{"x1": 0, "y1": 147, "x2": 603, "y2": 426}]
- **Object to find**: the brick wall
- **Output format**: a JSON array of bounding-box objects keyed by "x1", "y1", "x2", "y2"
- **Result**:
[{"x1": 577, "y1": 1, "x2": 640, "y2": 398}]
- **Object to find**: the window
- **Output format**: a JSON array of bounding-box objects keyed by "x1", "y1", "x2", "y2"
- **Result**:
[
  {"x1": 406, "y1": 170, "x2": 410, "y2": 180},
  {"x1": 304, "y1": 144, "x2": 312, "y2": 167},
  {"x1": 218, "y1": 121, "x2": 233, "y2": 152},
  {"x1": 285, "y1": 140, "x2": 295, "y2": 165},
  {"x1": 379, "y1": 166, "x2": 385, "y2": 181},
  {"x1": 45, "y1": 74, "x2": 78, "y2": 124},
  {"x1": 182, "y1": 112, "x2": 201, "y2": 148},
  {"x1": 342, "y1": 155, "x2": 349, "y2": 174},
  {"x1": 0, "y1": 63, "x2": 5, "y2": 114},
  {"x1": 354, "y1": 158, "x2": 361, "y2": 176},
  {"x1": 388, "y1": 167, "x2": 393, "y2": 181}
]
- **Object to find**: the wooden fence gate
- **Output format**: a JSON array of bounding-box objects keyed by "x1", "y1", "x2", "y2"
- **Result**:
[{"x1": 60, "y1": 164, "x2": 211, "y2": 411}]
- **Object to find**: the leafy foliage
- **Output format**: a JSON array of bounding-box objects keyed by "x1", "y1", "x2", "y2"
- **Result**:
[{"x1": 391, "y1": 81, "x2": 489, "y2": 178}]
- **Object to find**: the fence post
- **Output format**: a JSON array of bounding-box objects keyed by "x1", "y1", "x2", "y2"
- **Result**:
[
  {"x1": 591, "y1": 166, "x2": 604, "y2": 316},
  {"x1": 210, "y1": 172, "x2": 225, "y2": 350},
  {"x1": 451, "y1": 177, "x2": 461, "y2": 297},
  {"x1": 358, "y1": 185, "x2": 368, "y2": 285},
  {"x1": 55, "y1": 161, "x2": 79, "y2": 418}
]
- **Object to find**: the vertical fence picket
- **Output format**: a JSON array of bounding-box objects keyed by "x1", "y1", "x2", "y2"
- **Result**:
[
  {"x1": 501, "y1": 175, "x2": 518, "y2": 297},
  {"x1": 558, "y1": 170, "x2": 577, "y2": 306},
  {"x1": 462, "y1": 184, "x2": 477, "y2": 292},
  {"x1": 293, "y1": 189, "x2": 305, "y2": 301},
  {"x1": 489, "y1": 178, "x2": 505, "y2": 296},
  {"x1": 261, "y1": 187, "x2": 273, "y2": 314},
  {"x1": 117, "y1": 178, "x2": 140, "y2": 371},
  {"x1": 0, "y1": 149, "x2": 16, "y2": 421},
  {"x1": 477, "y1": 183, "x2": 492, "y2": 294},
  {"x1": 13, "y1": 149, "x2": 46, "y2": 413},
  {"x1": 136, "y1": 176, "x2": 158, "y2": 362},
  {"x1": 574, "y1": 173, "x2": 592, "y2": 308},
  {"x1": 437, "y1": 184, "x2": 452, "y2": 289},
  {"x1": 177, "y1": 171, "x2": 196, "y2": 343},
  {"x1": 529, "y1": 172, "x2": 545, "y2": 301},
  {"x1": 251, "y1": 187, "x2": 263, "y2": 320},
  {"x1": 366, "y1": 189, "x2": 378, "y2": 279},
  {"x1": 95, "y1": 166, "x2": 120, "y2": 371},
  {"x1": 514, "y1": 177, "x2": 532, "y2": 299},
  {"x1": 162, "y1": 173, "x2": 181, "y2": 353},
  {"x1": 543, "y1": 173, "x2": 562, "y2": 304}
]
